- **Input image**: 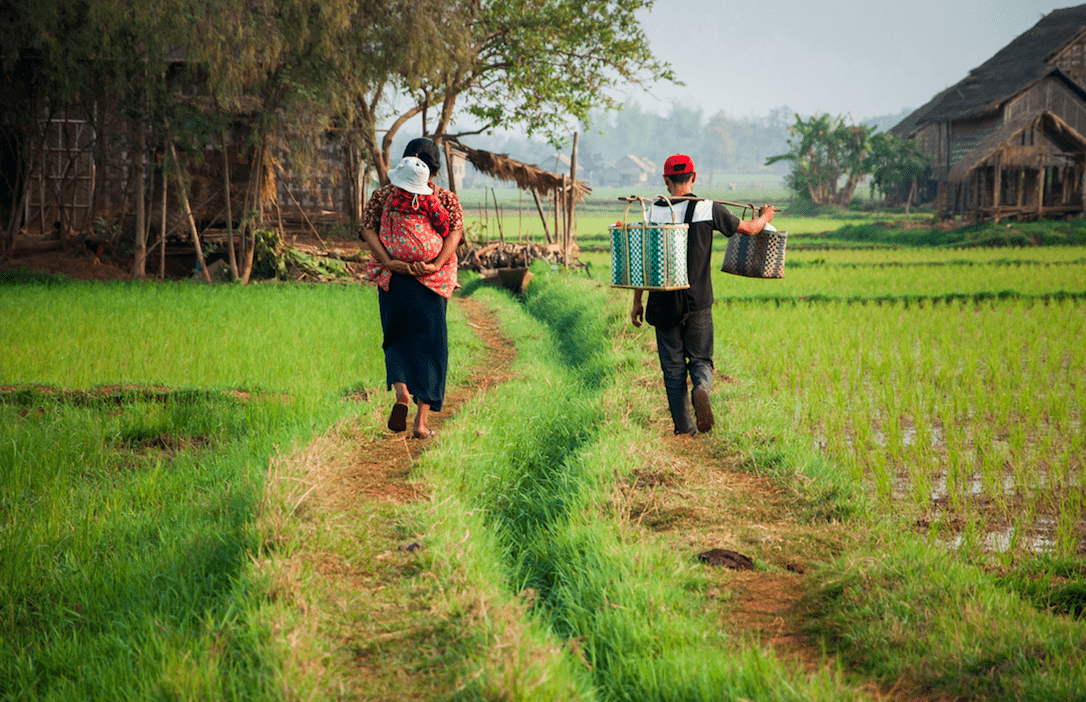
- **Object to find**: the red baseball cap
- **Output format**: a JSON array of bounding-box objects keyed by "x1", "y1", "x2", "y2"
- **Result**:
[{"x1": 663, "y1": 153, "x2": 695, "y2": 176}]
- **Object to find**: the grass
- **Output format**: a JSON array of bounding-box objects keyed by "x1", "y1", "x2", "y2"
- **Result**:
[
  {"x1": 809, "y1": 533, "x2": 1086, "y2": 700},
  {"x1": 0, "y1": 281, "x2": 384, "y2": 397},
  {"x1": 0, "y1": 388, "x2": 277, "y2": 699},
  {"x1": 5, "y1": 222, "x2": 1086, "y2": 700},
  {"x1": 0, "y1": 280, "x2": 480, "y2": 700}
]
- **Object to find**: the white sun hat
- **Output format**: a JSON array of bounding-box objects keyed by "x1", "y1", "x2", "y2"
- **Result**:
[{"x1": 389, "y1": 156, "x2": 433, "y2": 195}]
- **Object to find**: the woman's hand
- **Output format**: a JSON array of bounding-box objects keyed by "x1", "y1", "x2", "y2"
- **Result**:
[
  {"x1": 386, "y1": 259, "x2": 413, "y2": 276},
  {"x1": 409, "y1": 260, "x2": 440, "y2": 276}
]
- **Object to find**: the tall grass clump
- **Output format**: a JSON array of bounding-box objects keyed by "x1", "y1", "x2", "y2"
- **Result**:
[{"x1": 419, "y1": 275, "x2": 866, "y2": 701}]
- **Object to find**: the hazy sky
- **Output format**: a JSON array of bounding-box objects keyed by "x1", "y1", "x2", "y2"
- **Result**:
[{"x1": 625, "y1": 0, "x2": 1066, "y2": 121}]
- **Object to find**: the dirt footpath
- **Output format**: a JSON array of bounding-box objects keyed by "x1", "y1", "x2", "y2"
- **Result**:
[{"x1": 316, "y1": 295, "x2": 849, "y2": 693}]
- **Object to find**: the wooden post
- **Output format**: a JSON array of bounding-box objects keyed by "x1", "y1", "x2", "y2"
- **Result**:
[
  {"x1": 1081, "y1": 165, "x2": 1086, "y2": 218},
  {"x1": 553, "y1": 187, "x2": 560, "y2": 258},
  {"x1": 531, "y1": 188, "x2": 552, "y2": 244},
  {"x1": 168, "y1": 139, "x2": 212, "y2": 284},
  {"x1": 567, "y1": 132, "x2": 578, "y2": 258},
  {"x1": 491, "y1": 188, "x2": 504, "y2": 244},
  {"x1": 561, "y1": 180, "x2": 568, "y2": 262},
  {"x1": 945, "y1": 121, "x2": 953, "y2": 208},
  {"x1": 978, "y1": 167, "x2": 985, "y2": 214},
  {"x1": 443, "y1": 141, "x2": 457, "y2": 195},
  {"x1": 159, "y1": 164, "x2": 167, "y2": 280},
  {"x1": 133, "y1": 113, "x2": 147, "y2": 278},
  {"x1": 482, "y1": 185, "x2": 489, "y2": 244},
  {"x1": 1037, "y1": 157, "x2": 1044, "y2": 219},
  {"x1": 992, "y1": 151, "x2": 1002, "y2": 223}
]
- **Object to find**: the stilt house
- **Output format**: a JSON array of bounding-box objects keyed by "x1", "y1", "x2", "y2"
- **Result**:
[{"x1": 891, "y1": 4, "x2": 1086, "y2": 222}]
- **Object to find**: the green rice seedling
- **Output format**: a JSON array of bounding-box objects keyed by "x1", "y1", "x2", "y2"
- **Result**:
[
  {"x1": 715, "y1": 280, "x2": 1086, "y2": 559},
  {"x1": 711, "y1": 256, "x2": 1086, "y2": 302}
]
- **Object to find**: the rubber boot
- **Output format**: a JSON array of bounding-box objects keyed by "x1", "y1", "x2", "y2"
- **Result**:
[{"x1": 666, "y1": 385, "x2": 696, "y2": 435}]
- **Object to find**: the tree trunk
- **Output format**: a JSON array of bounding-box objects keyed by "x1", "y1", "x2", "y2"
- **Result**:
[
  {"x1": 222, "y1": 130, "x2": 238, "y2": 281},
  {"x1": 239, "y1": 141, "x2": 266, "y2": 284},
  {"x1": 378, "y1": 104, "x2": 423, "y2": 182},
  {"x1": 159, "y1": 163, "x2": 167, "y2": 279},
  {"x1": 346, "y1": 142, "x2": 364, "y2": 220},
  {"x1": 443, "y1": 140, "x2": 457, "y2": 194},
  {"x1": 132, "y1": 114, "x2": 147, "y2": 278}
]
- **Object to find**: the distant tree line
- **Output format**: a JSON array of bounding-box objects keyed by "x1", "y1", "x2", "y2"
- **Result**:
[{"x1": 468, "y1": 104, "x2": 917, "y2": 191}]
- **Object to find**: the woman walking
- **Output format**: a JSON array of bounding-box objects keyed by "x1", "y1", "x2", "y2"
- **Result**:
[{"x1": 360, "y1": 138, "x2": 463, "y2": 439}]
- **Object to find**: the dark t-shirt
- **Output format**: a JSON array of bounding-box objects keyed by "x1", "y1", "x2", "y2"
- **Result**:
[{"x1": 645, "y1": 195, "x2": 740, "y2": 326}]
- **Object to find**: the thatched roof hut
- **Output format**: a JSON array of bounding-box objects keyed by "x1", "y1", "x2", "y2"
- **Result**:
[{"x1": 890, "y1": 4, "x2": 1086, "y2": 221}]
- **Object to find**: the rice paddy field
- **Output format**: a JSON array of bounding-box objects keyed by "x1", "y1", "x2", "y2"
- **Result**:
[{"x1": 699, "y1": 244, "x2": 1086, "y2": 561}]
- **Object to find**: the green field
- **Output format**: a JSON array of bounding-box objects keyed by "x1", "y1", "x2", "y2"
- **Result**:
[{"x1": 3, "y1": 218, "x2": 1085, "y2": 700}]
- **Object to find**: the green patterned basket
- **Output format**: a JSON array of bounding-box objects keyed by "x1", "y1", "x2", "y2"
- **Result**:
[{"x1": 609, "y1": 199, "x2": 689, "y2": 290}]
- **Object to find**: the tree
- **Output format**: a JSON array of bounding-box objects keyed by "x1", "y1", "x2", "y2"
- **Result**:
[
  {"x1": 867, "y1": 132, "x2": 929, "y2": 213},
  {"x1": 178, "y1": 0, "x2": 360, "y2": 282},
  {"x1": 766, "y1": 113, "x2": 876, "y2": 207},
  {"x1": 349, "y1": 0, "x2": 676, "y2": 183},
  {"x1": 704, "y1": 112, "x2": 737, "y2": 180}
]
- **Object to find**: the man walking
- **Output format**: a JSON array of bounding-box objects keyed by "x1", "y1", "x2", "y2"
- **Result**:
[{"x1": 630, "y1": 154, "x2": 774, "y2": 435}]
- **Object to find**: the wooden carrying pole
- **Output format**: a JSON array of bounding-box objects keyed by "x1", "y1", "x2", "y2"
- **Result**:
[{"x1": 619, "y1": 195, "x2": 786, "y2": 219}]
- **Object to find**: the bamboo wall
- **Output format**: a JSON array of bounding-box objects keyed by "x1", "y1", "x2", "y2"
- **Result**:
[{"x1": 22, "y1": 103, "x2": 354, "y2": 240}]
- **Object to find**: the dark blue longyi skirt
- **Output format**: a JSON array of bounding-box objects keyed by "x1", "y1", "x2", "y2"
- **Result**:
[{"x1": 378, "y1": 273, "x2": 448, "y2": 411}]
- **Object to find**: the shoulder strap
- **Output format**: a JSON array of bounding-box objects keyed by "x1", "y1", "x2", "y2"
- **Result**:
[{"x1": 683, "y1": 198, "x2": 700, "y2": 225}]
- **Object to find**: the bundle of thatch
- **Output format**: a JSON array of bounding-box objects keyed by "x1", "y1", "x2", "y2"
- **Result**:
[{"x1": 446, "y1": 140, "x2": 591, "y2": 200}]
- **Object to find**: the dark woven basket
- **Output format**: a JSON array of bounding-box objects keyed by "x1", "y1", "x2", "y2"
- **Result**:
[{"x1": 721, "y1": 225, "x2": 787, "y2": 279}]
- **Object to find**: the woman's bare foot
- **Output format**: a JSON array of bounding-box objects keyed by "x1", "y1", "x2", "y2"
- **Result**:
[{"x1": 413, "y1": 401, "x2": 432, "y2": 439}]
